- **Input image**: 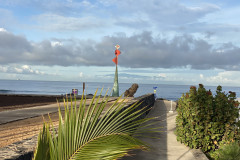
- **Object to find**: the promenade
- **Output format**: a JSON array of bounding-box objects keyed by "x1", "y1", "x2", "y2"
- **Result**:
[
  {"x1": 0, "y1": 97, "x2": 118, "y2": 125},
  {"x1": 122, "y1": 100, "x2": 208, "y2": 160}
]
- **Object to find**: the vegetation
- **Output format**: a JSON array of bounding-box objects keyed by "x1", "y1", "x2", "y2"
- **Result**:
[
  {"x1": 33, "y1": 89, "x2": 157, "y2": 160},
  {"x1": 176, "y1": 84, "x2": 240, "y2": 156},
  {"x1": 210, "y1": 141, "x2": 240, "y2": 160}
]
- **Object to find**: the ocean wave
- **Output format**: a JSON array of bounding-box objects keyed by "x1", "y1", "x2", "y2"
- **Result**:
[{"x1": 0, "y1": 89, "x2": 13, "y2": 93}]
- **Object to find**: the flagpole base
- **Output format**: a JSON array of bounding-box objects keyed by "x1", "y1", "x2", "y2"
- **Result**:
[{"x1": 112, "y1": 65, "x2": 119, "y2": 97}]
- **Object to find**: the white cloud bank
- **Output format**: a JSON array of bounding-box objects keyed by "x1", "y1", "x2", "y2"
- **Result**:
[
  {"x1": 0, "y1": 65, "x2": 45, "y2": 75},
  {"x1": 0, "y1": 28, "x2": 7, "y2": 32}
]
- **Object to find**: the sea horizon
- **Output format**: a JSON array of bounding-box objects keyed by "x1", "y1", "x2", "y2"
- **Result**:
[
  {"x1": 1, "y1": 79, "x2": 240, "y2": 101},
  {"x1": 1, "y1": 78, "x2": 240, "y2": 88}
]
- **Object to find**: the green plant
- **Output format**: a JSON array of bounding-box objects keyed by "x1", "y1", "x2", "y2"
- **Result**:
[
  {"x1": 210, "y1": 141, "x2": 240, "y2": 160},
  {"x1": 33, "y1": 89, "x2": 157, "y2": 160},
  {"x1": 176, "y1": 84, "x2": 240, "y2": 153}
]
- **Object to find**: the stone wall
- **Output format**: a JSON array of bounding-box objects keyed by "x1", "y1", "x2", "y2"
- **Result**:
[
  {"x1": 125, "y1": 93, "x2": 155, "y2": 120},
  {"x1": 0, "y1": 94, "x2": 155, "y2": 160}
]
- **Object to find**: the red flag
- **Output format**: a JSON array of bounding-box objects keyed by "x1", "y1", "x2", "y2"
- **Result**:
[
  {"x1": 115, "y1": 49, "x2": 121, "y2": 56},
  {"x1": 112, "y1": 56, "x2": 118, "y2": 65}
]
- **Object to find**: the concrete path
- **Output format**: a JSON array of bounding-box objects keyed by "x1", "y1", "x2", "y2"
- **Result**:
[
  {"x1": 0, "y1": 97, "x2": 118, "y2": 125},
  {"x1": 122, "y1": 100, "x2": 208, "y2": 160}
]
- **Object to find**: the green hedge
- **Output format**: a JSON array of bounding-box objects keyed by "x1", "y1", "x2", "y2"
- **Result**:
[{"x1": 176, "y1": 84, "x2": 240, "y2": 153}]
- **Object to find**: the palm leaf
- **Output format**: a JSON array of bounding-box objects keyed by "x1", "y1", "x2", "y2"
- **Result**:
[
  {"x1": 33, "y1": 123, "x2": 51, "y2": 160},
  {"x1": 71, "y1": 134, "x2": 147, "y2": 160},
  {"x1": 33, "y1": 89, "x2": 156, "y2": 160}
]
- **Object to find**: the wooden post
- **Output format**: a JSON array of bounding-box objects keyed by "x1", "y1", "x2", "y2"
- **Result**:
[{"x1": 83, "y1": 82, "x2": 85, "y2": 93}]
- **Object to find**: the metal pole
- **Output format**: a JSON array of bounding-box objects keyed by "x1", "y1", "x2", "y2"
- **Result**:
[
  {"x1": 169, "y1": 100, "x2": 173, "y2": 113},
  {"x1": 83, "y1": 82, "x2": 85, "y2": 93},
  {"x1": 112, "y1": 65, "x2": 119, "y2": 97}
]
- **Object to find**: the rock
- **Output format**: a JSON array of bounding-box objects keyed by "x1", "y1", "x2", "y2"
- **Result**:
[{"x1": 124, "y1": 83, "x2": 139, "y2": 97}]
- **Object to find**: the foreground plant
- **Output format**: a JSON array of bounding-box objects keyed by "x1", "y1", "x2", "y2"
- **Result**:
[
  {"x1": 176, "y1": 84, "x2": 240, "y2": 152},
  {"x1": 210, "y1": 141, "x2": 240, "y2": 160},
  {"x1": 33, "y1": 89, "x2": 156, "y2": 160}
]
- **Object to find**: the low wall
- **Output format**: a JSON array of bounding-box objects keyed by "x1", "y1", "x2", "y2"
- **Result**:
[{"x1": 0, "y1": 94, "x2": 155, "y2": 160}]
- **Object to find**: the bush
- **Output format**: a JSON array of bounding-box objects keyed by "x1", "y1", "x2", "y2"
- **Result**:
[
  {"x1": 176, "y1": 84, "x2": 240, "y2": 153},
  {"x1": 210, "y1": 141, "x2": 240, "y2": 160}
]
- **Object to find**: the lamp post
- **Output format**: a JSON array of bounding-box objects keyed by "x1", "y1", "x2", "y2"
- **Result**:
[{"x1": 112, "y1": 45, "x2": 121, "y2": 97}]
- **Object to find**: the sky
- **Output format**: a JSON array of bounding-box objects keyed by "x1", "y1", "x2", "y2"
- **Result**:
[{"x1": 0, "y1": 0, "x2": 240, "y2": 86}]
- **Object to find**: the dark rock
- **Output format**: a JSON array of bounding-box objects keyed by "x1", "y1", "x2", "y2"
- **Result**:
[{"x1": 124, "y1": 83, "x2": 139, "y2": 97}]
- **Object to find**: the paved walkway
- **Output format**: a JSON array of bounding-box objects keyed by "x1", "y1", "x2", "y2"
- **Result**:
[
  {"x1": 0, "y1": 97, "x2": 119, "y2": 125},
  {"x1": 122, "y1": 100, "x2": 208, "y2": 160}
]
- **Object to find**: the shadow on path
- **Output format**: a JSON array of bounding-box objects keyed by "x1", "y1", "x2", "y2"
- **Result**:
[
  {"x1": 121, "y1": 100, "x2": 202, "y2": 160},
  {"x1": 121, "y1": 100, "x2": 168, "y2": 160}
]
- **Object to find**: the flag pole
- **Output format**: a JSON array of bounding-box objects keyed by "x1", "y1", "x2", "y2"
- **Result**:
[
  {"x1": 112, "y1": 45, "x2": 120, "y2": 97},
  {"x1": 112, "y1": 61, "x2": 119, "y2": 97}
]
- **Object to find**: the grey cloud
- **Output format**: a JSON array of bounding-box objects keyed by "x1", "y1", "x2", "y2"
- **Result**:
[
  {"x1": 0, "y1": 31, "x2": 32, "y2": 63},
  {"x1": 114, "y1": 18, "x2": 150, "y2": 29},
  {"x1": 104, "y1": 73, "x2": 149, "y2": 79},
  {"x1": 204, "y1": 31, "x2": 215, "y2": 39},
  {"x1": 177, "y1": 22, "x2": 240, "y2": 34},
  {"x1": 1, "y1": 30, "x2": 240, "y2": 70}
]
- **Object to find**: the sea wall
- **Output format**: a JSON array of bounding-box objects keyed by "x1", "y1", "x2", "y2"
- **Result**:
[{"x1": 0, "y1": 94, "x2": 155, "y2": 160}]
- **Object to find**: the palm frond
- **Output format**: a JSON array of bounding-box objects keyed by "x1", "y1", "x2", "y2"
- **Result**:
[
  {"x1": 33, "y1": 89, "x2": 156, "y2": 160},
  {"x1": 71, "y1": 134, "x2": 147, "y2": 160},
  {"x1": 33, "y1": 123, "x2": 51, "y2": 160}
]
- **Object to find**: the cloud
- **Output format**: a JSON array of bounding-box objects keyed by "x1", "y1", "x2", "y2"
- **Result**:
[
  {"x1": 79, "y1": 72, "x2": 83, "y2": 78},
  {"x1": 0, "y1": 0, "x2": 220, "y2": 31},
  {"x1": 104, "y1": 73, "x2": 148, "y2": 79},
  {"x1": 0, "y1": 8, "x2": 16, "y2": 27},
  {"x1": 102, "y1": 1, "x2": 220, "y2": 26},
  {"x1": 0, "y1": 66, "x2": 8, "y2": 72},
  {"x1": 1, "y1": 30, "x2": 240, "y2": 70},
  {"x1": 51, "y1": 41, "x2": 63, "y2": 47},
  {"x1": 14, "y1": 67, "x2": 23, "y2": 73},
  {"x1": 0, "y1": 65, "x2": 45, "y2": 75},
  {"x1": 0, "y1": 0, "x2": 96, "y2": 15},
  {"x1": 178, "y1": 22, "x2": 240, "y2": 36},
  {"x1": 0, "y1": 28, "x2": 7, "y2": 32},
  {"x1": 157, "y1": 73, "x2": 167, "y2": 78},
  {"x1": 114, "y1": 18, "x2": 150, "y2": 29},
  {"x1": 33, "y1": 14, "x2": 106, "y2": 31},
  {"x1": 204, "y1": 71, "x2": 239, "y2": 85}
]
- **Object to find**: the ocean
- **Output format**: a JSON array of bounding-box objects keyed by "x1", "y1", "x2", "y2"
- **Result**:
[{"x1": 0, "y1": 79, "x2": 240, "y2": 101}]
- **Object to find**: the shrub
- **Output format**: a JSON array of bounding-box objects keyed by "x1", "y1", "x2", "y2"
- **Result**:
[
  {"x1": 210, "y1": 141, "x2": 240, "y2": 160},
  {"x1": 176, "y1": 84, "x2": 240, "y2": 153}
]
